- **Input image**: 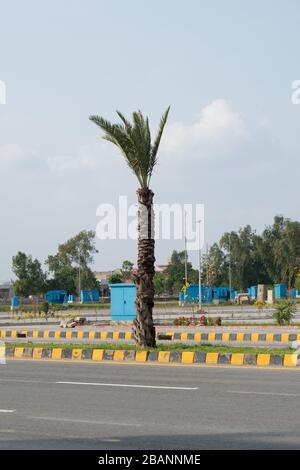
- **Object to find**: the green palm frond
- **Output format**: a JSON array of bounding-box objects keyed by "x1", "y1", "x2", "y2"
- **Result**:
[{"x1": 89, "y1": 107, "x2": 170, "y2": 188}]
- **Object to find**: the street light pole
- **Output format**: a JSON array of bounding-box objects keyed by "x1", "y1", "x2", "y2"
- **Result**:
[
  {"x1": 228, "y1": 234, "x2": 232, "y2": 301},
  {"x1": 184, "y1": 211, "x2": 188, "y2": 285},
  {"x1": 197, "y1": 220, "x2": 202, "y2": 312},
  {"x1": 78, "y1": 247, "x2": 81, "y2": 302}
]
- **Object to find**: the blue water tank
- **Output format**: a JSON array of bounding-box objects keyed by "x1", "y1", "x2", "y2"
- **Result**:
[
  {"x1": 45, "y1": 290, "x2": 68, "y2": 304},
  {"x1": 291, "y1": 290, "x2": 297, "y2": 300},
  {"x1": 178, "y1": 284, "x2": 214, "y2": 304},
  {"x1": 11, "y1": 296, "x2": 20, "y2": 308},
  {"x1": 249, "y1": 286, "x2": 258, "y2": 299},
  {"x1": 110, "y1": 283, "x2": 136, "y2": 321},
  {"x1": 274, "y1": 284, "x2": 287, "y2": 299},
  {"x1": 80, "y1": 289, "x2": 100, "y2": 303}
]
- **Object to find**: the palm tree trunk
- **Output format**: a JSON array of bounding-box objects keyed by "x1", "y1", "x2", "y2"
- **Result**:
[{"x1": 133, "y1": 188, "x2": 156, "y2": 347}]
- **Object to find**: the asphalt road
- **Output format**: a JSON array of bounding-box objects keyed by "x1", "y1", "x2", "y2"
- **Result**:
[{"x1": 1, "y1": 360, "x2": 300, "y2": 450}]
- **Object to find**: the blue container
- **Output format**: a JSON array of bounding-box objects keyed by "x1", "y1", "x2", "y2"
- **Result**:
[
  {"x1": 11, "y1": 296, "x2": 20, "y2": 308},
  {"x1": 110, "y1": 283, "x2": 136, "y2": 321},
  {"x1": 178, "y1": 284, "x2": 214, "y2": 304},
  {"x1": 291, "y1": 290, "x2": 297, "y2": 300},
  {"x1": 80, "y1": 289, "x2": 100, "y2": 303},
  {"x1": 45, "y1": 290, "x2": 68, "y2": 304},
  {"x1": 274, "y1": 283, "x2": 287, "y2": 300},
  {"x1": 249, "y1": 286, "x2": 257, "y2": 300}
]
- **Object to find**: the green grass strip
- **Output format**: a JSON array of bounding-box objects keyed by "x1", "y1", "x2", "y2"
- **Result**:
[{"x1": 6, "y1": 341, "x2": 293, "y2": 356}]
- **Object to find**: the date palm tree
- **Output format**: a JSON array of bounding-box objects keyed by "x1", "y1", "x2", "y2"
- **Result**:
[{"x1": 90, "y1": 108, "x2": 170, "y2": 347}]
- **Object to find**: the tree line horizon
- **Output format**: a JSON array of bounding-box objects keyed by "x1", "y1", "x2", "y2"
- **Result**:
[{"x1": 11, "y1": 214, "x2": 300, "y2": 298}]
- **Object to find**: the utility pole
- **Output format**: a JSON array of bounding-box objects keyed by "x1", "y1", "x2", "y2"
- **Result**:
[
  {"x1": 78, "y1": 247, "x2": 81, "y2": 302},
  {"x1": 184, "y1": 211, "x2": 188, "y2": 285},
  {"x1": 197, "y1": 220, "x2": 202, "y2": 311},
  {"x1": 228, "y1": 234, "x2": 232, "y2": 301},
  {"x1": 206, "y1": 243, "x2": 209, "y2": 285}
]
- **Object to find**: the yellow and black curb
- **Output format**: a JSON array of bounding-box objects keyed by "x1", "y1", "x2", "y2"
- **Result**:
[
  {"x1": 5, "y1": 346, "x2": 299, "y2": 367},
  {"x1": 1, "y1": 329, "x2": 300, "y2": 343}
]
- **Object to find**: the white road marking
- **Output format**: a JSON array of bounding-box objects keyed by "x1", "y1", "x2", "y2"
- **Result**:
[
  {"x1": 0, "y1": 410, "x2": 16, "y2": 413},
  {"x1": 227, "y1": 390, "x2": 300, "y2": 397},
  {"x1": 29, "y1": 416, "x2": 141, "y2": 427},
  {"x1": 57, "y1": 381, "x2": 198, "y2": 390}
]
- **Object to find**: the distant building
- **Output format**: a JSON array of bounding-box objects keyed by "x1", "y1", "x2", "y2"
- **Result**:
[
  {"x1": 156, "y1": 258, "x2": 171, "y2": 273},
  {"x1": 94, "y1": 270, "x2": 115, "y2": 283},
  {"x1": 0, "y1": 282, "x2": 13, "y2": 300}
]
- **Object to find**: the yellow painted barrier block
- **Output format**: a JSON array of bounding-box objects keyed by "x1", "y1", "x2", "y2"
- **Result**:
[
  {"x1": 0, "y1": 330, "x2": 6, "y2": 338},
  {"x1": 43, "y1": 331, "x2": 50, "y2": 339},
  {"x1": 135, "y1": 351, "x2": 148, "y2": 362},
  {"x1": 114, "y1": 350, "x2": 125, "y2": 361},
  {"x1": 181, "y1": 333, "x2": 188, "y2": 341},
  {"x1": 89, "y1": 331, "x2": 95, "y2": 340},
  {"x1": 100, "y1": 331, "x2": 108, "y2": 340},
  {"x1": 52, "y1": 348, "x2": 62, "y2": 359},
  {"x1": 166, "y1": 331, "x2": 175, "y2": 339},
  {"x1": 182, "y1": 352, "x2": 195, "y2": 363},
  {"x1": 236, "y1": 333, "x2": 244, "y2": 342},
  {"x1": 257, "y1": 354, "x2": 270, "y2": 366},
  {"x1": 251, "y1": 333, "x2": 259, "y2": 342},
  {"x1": 158, "y1": 351, "x2": 170, "y2": 363},
  {"x1": 231, "y1": 353, "x2": 244, "y2": 365},
  {"x1": 284, "y1": 354, "x2": 297, "y2": 367},
  {"x1": 194, "y1": 333, "x2": 201, "y2": 342},
  {"x1": 266, "y1": 333, "x2": 274, "y2": 343},
  {"x1": 14, "y1": 348, "x2": 24, "y2": 358},
  {"x1": 222, "y1": 333, "x2": 230, "y2": 341},
  {"x1": 72, "y1": 349, "x2": 82, "y2": 360},
  {"x1": 113, "y1": 332, "x2": 120, "y2": 340},
  {"x1": 66, "y1": 331, "x2": 72, "y2": 339},
  {"x1": 54, "y1": 331, "x2": 61, "y2": 339},
  {"x1": 125, "y1": 331, "x2": 132, "y2": 340},
  {"x1": 11, "y1": 330, "x2": 17, "y2": 338},
  {"x1": 32, "y1": 330, "x2": 39, "y2": 338},
  {"x1": 206, "y1": 352, "x2": 219, "y2": 364},
  {"x1": 281, "y1": 333, "x2": 289, "y2": 343},
  {"x1": 33, "y1": 348, "x2": 43, "y2": 359},
  {"x1": 92, "y1": 349, "x2": 104, "y2": 361},
  {"x1": 77, "y1": 331, "x2": 84, "y2": 339},
  {"x1": 297, "y1": 334, "x2": 300, "y2": 341},
  {"x1": 208, "y1": 333, "x2": 216, "y2": 342}
]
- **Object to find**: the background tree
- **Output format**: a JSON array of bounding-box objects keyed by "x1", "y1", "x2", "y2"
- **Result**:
[
  {"x1": 108, "y1": 272, "x2": 123, "y2": 284},
  {"x1": 46, "y1": 230, "x2": 98, "y2": 294},
  {"x1": 90, "y1": 108, "x2": 170, "y2": 347},
  {"x1": 12, "y1": 252, "x2": 47, "y2": 297},
  {"x1": 220, "y1": 226, "x2": 266, "y2": 290},
  {"x1": 163, "y1": 250, "x2": 197, "y2": 294},
  {"x1": 120, "y1": 260, "x2": 134, "y2": 281},
  {"x1": 201, "y1": 243, "x2": 228, "y2": 286},
  {"x1": 153, "y1": 271, "x2": 166, "y2": 296}
]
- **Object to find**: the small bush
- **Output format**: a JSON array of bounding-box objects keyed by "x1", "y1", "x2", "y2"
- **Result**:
[
  {"x1": 40, "y1": 301, "x2": 50, "y2": 315},
  {"x1": 273, "y1": 300, "x2": 296, "y2": 325},
  {"x1": 173, "y1": 317, "x2": 191, "y2": 326},
  {"x1": 199, "y1": 315, "x2": 207, "y2": 326},
  {"x1": 255, "y1": 299, "x2": 265, "y2": 310}
]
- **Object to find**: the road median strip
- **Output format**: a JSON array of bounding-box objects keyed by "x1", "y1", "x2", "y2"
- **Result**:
[
  {"x1": 2, "y1": 329, "x2": 300, "y2": 343},
  {"x1": 4, "y1": 346, "x2": 299, "y2": 367}
]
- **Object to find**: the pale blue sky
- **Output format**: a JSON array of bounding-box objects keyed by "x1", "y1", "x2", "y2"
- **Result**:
[{"x1": 0, "y1": 0, "x2": 300, "y2": 280}]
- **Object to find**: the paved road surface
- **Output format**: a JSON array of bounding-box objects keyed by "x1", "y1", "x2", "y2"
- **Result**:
[{"x1": 1, "y1": 360, "x2": 300, "y2": 449}]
